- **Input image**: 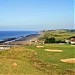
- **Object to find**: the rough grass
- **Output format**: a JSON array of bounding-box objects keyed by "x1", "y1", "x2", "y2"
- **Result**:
[
  {"x1": 42, "y1": 30, "x2": 75, "y2": 40},
  {"x1": 0, "y1": 46, "x2": 46, "y2": 75}
]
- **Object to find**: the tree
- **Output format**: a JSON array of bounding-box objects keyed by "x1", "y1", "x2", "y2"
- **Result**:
[{"x1": 44, "y1": 37, "x2": 55, "y2": 43}]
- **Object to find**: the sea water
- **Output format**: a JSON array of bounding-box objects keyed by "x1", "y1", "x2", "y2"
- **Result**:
[{"x1": 0, "y1": 31, "x2": 38, "y2": 41}]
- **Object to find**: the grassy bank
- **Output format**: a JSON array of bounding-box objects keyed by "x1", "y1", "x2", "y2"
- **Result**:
[
  {"x1": 0, "y1": 44, "x2": 75, "y2": 75},
  {"x1": 0, "y1": 46, "x2": 46, "y2": 75}
]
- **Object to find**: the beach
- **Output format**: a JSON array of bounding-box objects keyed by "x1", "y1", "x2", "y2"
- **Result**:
[{"x1": 0, "y1": 33, "x2": 42, "y2": 45}]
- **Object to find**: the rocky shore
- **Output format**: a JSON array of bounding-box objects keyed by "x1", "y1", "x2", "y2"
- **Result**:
[{"x1": 0, "y1": 33, "x2": 42, "y2": 45}]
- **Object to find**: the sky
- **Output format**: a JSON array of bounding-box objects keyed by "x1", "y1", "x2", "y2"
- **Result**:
[{"x1": 0, "y1": 0, "x2": 74, "y2": 31}]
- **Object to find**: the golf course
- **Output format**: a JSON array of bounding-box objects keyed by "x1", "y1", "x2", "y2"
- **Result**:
[{"x1": 0, "y1": 43, "x2": 75, "y2": 75}]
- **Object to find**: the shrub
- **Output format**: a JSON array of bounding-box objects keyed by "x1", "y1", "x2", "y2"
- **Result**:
[
  {"x1": 56, "y1": 40, "x2": 65, "y2": 43},
  {"x1": 44, "y1": 37, "x2": 55, "y2": 43}
]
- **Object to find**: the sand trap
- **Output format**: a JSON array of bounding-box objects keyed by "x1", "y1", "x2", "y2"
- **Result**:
[
  {"x1": 45, "y1": 49, "x2": 63, "y2": 52},
  {"x1": 61, "y1": 58, "x2": 75, "y2": 63},
  {"x1": 71, "y1": 45, "x2": 75, "y2": 47},
  {"x1": 36, "y1": 46, "x2": 44, "y2": 48}
]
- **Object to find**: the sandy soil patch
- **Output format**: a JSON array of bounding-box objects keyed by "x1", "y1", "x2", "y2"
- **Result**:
[
  {"x1": 61, "y1": 58, "x2": 75, "y2": 63},
  {"x1": 45, "y1": 49, "x2": 63, "y2": 52},
  {"x1": 71, "y1": 45, "x2": 75, "y2": 47},
  {"x1": 36, "y1": 46, "x2": 44, "y2": 48}
]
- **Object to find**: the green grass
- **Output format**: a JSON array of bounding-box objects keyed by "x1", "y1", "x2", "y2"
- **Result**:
[
  {"x1": 0, "y1": 44, "x2": 75, "y2": 75},
  {"x1": 25, "y1": 44, "x2": 75, "y2": 75},
  {"x1": 42, "y1": 30, "x2": 75, "y2": 40}
]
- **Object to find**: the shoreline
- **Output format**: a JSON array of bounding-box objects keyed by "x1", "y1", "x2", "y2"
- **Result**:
[{"x1": 0, "y1": 33, "x2": 41, "y2": 45}]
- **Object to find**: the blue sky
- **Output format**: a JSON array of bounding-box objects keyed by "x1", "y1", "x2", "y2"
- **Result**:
[{"x1": 0, "y1": 0, "x2": 74, "y2": 31}]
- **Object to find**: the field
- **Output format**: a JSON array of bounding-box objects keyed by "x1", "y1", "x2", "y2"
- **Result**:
[
  {"x1": 41, "y1": 30, "x2": 75, "y2": 40},
  {"x1": 0, "y1": 44, "x2": 75, "y2": 75}
]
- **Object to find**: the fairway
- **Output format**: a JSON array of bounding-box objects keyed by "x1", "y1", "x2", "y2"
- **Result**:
[{"x1": 25, "y1": 44, "x2": 75, "y2": 75}]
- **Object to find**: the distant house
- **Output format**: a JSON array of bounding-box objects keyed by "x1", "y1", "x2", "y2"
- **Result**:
[
  {"x1": 65, "y1": 38, "x2": 75, "y2": 45},
  {"x1": 65, "y1": 39, "x2": 70, "y2": 44},
  {"x1": 70, "y1": 38, "x2": 75, "y2": 44},
  {"x1": 29, "y1": 39, "x2": 44, "y2": 45}
]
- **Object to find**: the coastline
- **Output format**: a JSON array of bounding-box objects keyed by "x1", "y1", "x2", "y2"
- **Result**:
[{"x1": 0, "y1": 33, "x2": 41, "y2": 45}]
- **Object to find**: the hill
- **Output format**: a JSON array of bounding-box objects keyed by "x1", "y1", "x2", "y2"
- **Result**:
[{"x1": 40, "y1": 29, "x2": 75, "y2": 41}]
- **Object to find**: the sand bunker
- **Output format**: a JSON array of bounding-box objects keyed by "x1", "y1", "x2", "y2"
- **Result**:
[
  {"x1": 36, "y1": 46, "x2": 44, "y2": 48},
  {"x1": 45, "y1": 49, "x2": 63, "y2": 52},
  {"x1": 71, "y1": 45, "x2": 75, "y2": 47},
  {"x1": 61, "y1": 58, "x2": 75, "y2": 63}
]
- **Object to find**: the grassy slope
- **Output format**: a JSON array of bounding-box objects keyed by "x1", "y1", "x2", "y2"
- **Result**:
[
  {"x1": 25, "y1": 44, "x2": 75, "y2": 75},
  {"x1": 42, "y1": 30, "x2": 75, "y2": 40},
  {"x1": 0, "y1": 46, "x2": 46, "y2": 75}
]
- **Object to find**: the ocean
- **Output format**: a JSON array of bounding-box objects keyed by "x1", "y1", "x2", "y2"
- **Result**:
[{"x1": 0, "y1": 31, "x2": 38, "y2": 41}]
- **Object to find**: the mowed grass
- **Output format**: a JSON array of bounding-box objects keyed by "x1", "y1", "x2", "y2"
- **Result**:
[
  {"x1": 0, "y1": 44, "x2": 75, "y2": 75},
  {"x1": 25, "y1": 44, "x2": 75, "y2": 75}
]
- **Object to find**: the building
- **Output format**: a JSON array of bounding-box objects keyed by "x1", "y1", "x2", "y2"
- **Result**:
[
  {"x1": 70, "y1": 38, "x2": 75, "y2": 44},
  {"x1": 65, "y1": 38, "x2": 75, "y2": 45},
  {"x1": 65, "y1": 39, "x2": 70, "y2": 44}
]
